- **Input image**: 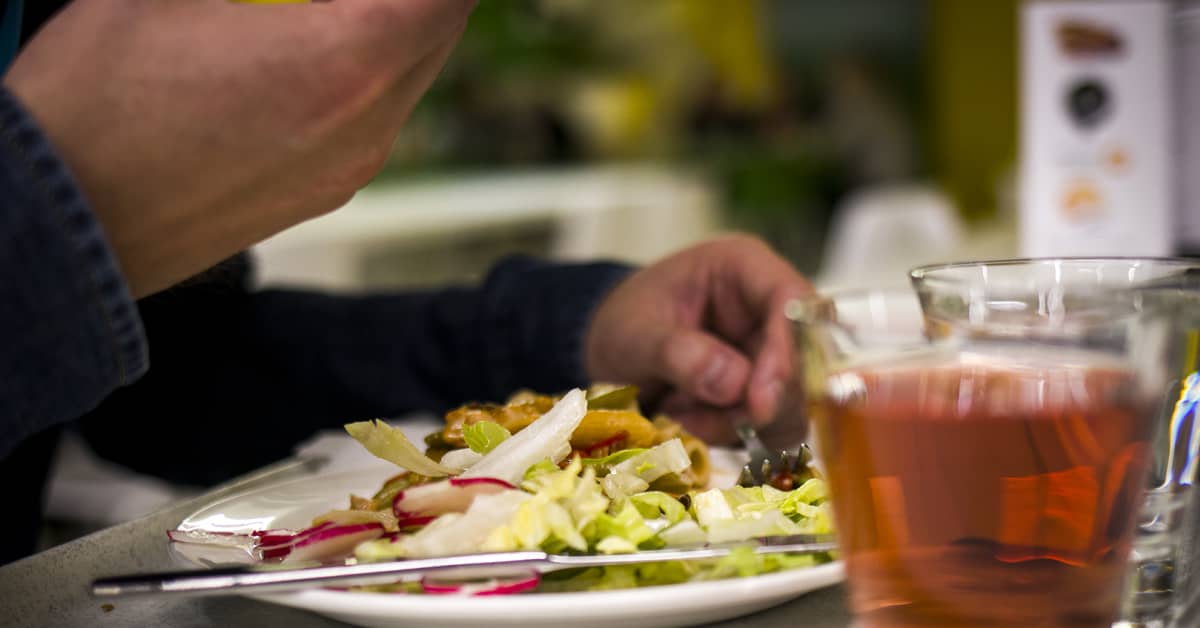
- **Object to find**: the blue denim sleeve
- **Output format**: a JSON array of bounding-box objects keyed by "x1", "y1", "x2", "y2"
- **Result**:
[{"x1": 0, "y1": 86, "x2": 148, "y2": 460}]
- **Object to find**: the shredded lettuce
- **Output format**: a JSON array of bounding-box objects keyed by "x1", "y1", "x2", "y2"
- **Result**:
[
  {"x1": 624, "y1": 491, "x2": 688, "y2": 525},
  {"x1": 689, "y1": 481, "x2": 834, "y2": 542},
  {"x1": 463, "y1": 420, "x2": 511, "y2": 454},
  {"x1": 344, "y1": 420, "x2": 456, "y2": 477},
  {"x1": 705, "y1": 509, "x2": 805, "y2": 543},
  {"x1": 601, "y1": 439, "x2": 691, "y2": 499},
  {"x1": 690, "y1": 487, "x2": 736, "y2": 527},
  {"x1": 523, "y1": 458, "x2": 560, "y2": 482},
  {"x1": 484, "y1": 457, "x2": 609, "y2": 553},
  {"x1": 390, "y1": 490, "x2": 531, "y2": 558},
  {"x1": 346, "y1": 403, "x2": 834, "y2": 593},
  {"x1": 586, "y1": 384, "x2": 640, "y2": 411},
  {"x1": 658, "y1": 519, "x2": 707, "y2": 546},
  {"x1": 698, "y1": 545, "x2": 820, "y2": 580},
  {"x1": 611, "y1": 439, "x2": 691, "y2": 483},
  {"x1": 600, "y1": 472, "x2": 649, "y2": 499},
  {"x1": 581, "y1": 448, "x2": 648, "y2": 468},
  {"x1": 589, "y1": 501, "x2": 658, "y2": 553},
  {"x1": 461, "y1": 389, "x2": 587, "y2": 486}
]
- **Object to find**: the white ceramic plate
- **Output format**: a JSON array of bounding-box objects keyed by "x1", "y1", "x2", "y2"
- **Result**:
[{"x1": 172, "y1": 454, "x2": 843, "y2": 628}]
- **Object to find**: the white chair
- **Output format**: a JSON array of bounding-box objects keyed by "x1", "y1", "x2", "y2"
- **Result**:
[{"x1": 818, "y1": 183, "x2": 964, "y2": 290}]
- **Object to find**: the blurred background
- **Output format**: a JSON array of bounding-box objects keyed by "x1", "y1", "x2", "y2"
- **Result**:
[
  {"x1": 251, "y1": 0, "x2": 1019, "y2": 294},
  {"x1": 53, "y1": 0, "x2": 1024, "y2": 540},
  {"x1": 69, "y1": 0, "x2": 1192, "y2": 541}
]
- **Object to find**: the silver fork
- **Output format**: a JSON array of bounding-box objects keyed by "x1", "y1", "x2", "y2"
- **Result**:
[
  {"x1": 736, "y1": 421, "x2": 775, "y2": 486},
  {"x1": 735, "y1": 421, "x2": 811, "y2": 488}
]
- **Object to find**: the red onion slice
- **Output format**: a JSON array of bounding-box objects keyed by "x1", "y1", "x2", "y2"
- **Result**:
[{"x1": 420, "y1": 570, "x2": 541, "y2": 596}]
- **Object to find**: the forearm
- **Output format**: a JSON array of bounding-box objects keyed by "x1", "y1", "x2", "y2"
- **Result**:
[
  {"x1": 78, "y1": 256, "x2": 631, "y2": 485},
  {"x1": 248, "y1": 257, "x2": 635, "y2": 414},
  {"x1": 0, "y1": 86, "x2": 148, "y2": 461}
]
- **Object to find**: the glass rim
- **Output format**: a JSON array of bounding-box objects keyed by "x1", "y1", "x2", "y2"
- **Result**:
[
  {"x1": 784, "y1": 286, "x2": 919, "y2": 324},
  {"x1": 909, "y1": 256, "x2": 1200, "y2": 288}
]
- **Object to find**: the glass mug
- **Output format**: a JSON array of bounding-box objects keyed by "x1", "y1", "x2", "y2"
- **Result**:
[
  {"x1": 909, "y1": 258, "x2": 1200, "y2": 628},
  {"x1": 790, "y1": 285, "x2": 1175, "y2": 626}
]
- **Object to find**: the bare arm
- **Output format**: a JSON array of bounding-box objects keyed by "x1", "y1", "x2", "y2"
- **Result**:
[{"x1": 3, "y1": 0, "x2": 475, "y2": 297}]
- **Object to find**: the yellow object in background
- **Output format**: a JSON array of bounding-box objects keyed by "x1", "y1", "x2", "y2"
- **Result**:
[
  {"x1": 670, "y1": 0, "x2": 777, "y2": 110},
  {"x1": 926, "y1": 0, "x2": 1018, "y2": 220}
]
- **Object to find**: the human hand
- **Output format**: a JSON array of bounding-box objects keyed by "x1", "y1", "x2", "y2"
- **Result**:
[
  {"x1": 3, "y1": 0, "x2": 474, "y2": 297},
  {"x1": 584, "y1": 234, "x2": 813, "y2": 444}
]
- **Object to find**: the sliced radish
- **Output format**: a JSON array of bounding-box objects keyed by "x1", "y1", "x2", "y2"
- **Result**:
[
  {"x1": 450, "y1": 478, "x2": 514, "y2": 488},
  {"x1": 282, "y1": 523, "x2": 385, "y2": 564},
  {"x1": 257, "y1": 521, "x2": 336, "y2": 559},
  {"x1": 168, "y1": 520, "x2": 380, "y2": 563},
  {"x1": 398, "y1": 491, "x2": 529, "y2": 557},
  {"x1": 250, "y1": 528, "x2": 301, "y2": 546},
  {"x1": 391, "y1": 477, "x2": 514, "y2": 525},
  {"x1": 397, "y1": 515, "x2": 438, "y2": 529},
  {"x1": 260, "y1": 544, "x2": 294, "y2": 560},
  {"x1": 421, "y1": 570, "x2": 540, "y2": 596}
]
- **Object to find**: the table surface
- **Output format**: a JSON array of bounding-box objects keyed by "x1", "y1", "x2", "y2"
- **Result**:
[{"x1": 0, "y1": 456, "x2": 854, "y2": 628}]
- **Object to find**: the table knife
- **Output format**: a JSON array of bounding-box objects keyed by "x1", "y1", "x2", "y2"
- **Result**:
[{"x1": 92, "y1": 534, "x2": 836, "y2": 598}]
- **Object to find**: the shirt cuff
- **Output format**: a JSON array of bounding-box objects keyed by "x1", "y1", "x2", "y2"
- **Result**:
[{"x1": 0, "y1": 86, "x2": 148, "y2": 458}]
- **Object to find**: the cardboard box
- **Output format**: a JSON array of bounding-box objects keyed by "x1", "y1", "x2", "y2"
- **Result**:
[{"x1": 1020, "y1": 0, "x2": 1172, "y2": 257}]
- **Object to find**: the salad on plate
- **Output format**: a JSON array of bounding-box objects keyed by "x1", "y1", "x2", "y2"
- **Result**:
[{"x1": 169, "y1": 386, "x2": 834, "y2": 595}]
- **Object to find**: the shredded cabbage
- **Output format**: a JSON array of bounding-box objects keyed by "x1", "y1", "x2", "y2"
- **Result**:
[
  {"x1": 461, "y1": 389, "x2": 587, "y2": 486},
  {"x1": 625, "y1": 491, "x2": 687, "y2": 525},
  {"x1": 355, "y1": 455, "x2": 834, "y2": 590},
  {"x1": 382, "y1": 490, "x2": 531, "y2": 559},
  {"x1": 463, "y1": 420, "x2": 511, "y2": 454},
  {"x1": 611, "y1": 439, "x2": 691, "y2": 482},
  {"x1": 484, "y1": 457, "x2": 609, "y2": 554},
  {"x1": 344, "y1": 420, "x2": 456, "y2": 477},
  {"x1": 658, "y1": 519, "x2": 707, "y2": 546},
  {"x1": 600, "y1": 439, "x2": 691, "y2": 499},
  {"x1": 580, "y1": 448, "x2": 648, "y2": 468},
  {"x1": 342, "y1": 397, "x2": 834, "y2": 593},
  {"x1": 689, "y1": 483, "x2": 835, "y2": 543},
  {"x1": 438, "y1": 448, "x2": 483, "y2": 472}
]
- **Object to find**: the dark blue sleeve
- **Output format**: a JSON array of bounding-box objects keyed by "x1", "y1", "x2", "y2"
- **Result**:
[
  {"x1": 0, "y1": 86, "x2": 148, "y2": 461},
  {"x1": 79, "y1": 256, "x2": 632, "y2": 485},
  {"x1": 245, "y1": 256, "x2": 634, "y2": 415}
]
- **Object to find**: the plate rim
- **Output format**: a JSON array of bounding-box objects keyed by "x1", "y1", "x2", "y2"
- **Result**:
[{"x1": 249, "y1": 561, "x2": 844, "y2": 620}]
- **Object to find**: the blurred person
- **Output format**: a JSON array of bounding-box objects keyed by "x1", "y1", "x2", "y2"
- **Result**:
[{"x1": 0, "y1": 1, "x2": 810, "y2": 564}]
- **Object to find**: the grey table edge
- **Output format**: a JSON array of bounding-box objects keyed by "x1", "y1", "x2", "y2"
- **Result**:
[{"x1": 0, "y1": 456, "x2": 852, "y2": 628}]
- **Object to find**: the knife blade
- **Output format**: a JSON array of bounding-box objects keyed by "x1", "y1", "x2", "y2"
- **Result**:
[{"x1": 92, "y1": 534, "x2": 836, "y2": 598}]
